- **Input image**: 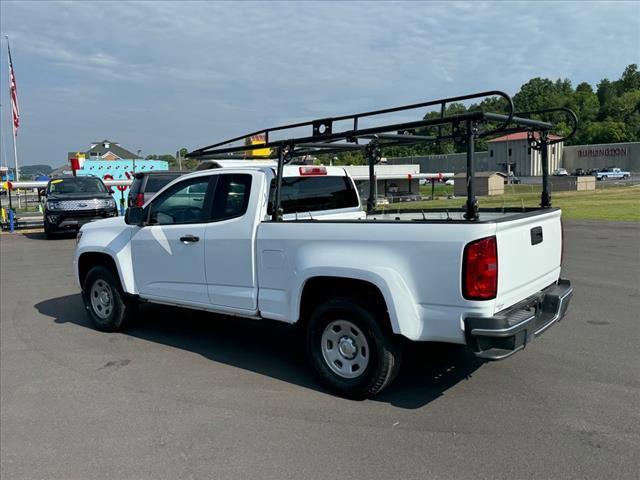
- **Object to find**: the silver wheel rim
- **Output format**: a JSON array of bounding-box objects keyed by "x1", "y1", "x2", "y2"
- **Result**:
[
  {"x1": 90, "y1": 279, "x2": 113, "y2": 321},
  {"x1": 321, "y1": 319, "x2": 369, "y2": 379}
]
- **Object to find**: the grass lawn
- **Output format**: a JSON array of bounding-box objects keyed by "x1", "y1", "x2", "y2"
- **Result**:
[{"x1": 402, "y1": 184, "x2": 640, "y2": 222}]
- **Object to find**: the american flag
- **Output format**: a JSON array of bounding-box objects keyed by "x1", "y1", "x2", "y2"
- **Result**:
[{"x1": 8, "y1": 41, "x2": 20, "y2": 135}]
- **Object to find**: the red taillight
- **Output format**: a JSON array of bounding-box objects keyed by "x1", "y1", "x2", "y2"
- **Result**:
[
  {"x1": 135, "y1": 193, "x2": 144, "y2": 207},
  {"x1": 299, "y1": 166, "x2": 327, "y2": 176},
  {"x1": 462, "y1": 236, "x2": 498, "y2": 300}
]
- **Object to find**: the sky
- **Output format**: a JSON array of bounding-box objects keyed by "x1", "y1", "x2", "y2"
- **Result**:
[{"x1": 0, "y1": 0, "x2": 638, "y2": 167}]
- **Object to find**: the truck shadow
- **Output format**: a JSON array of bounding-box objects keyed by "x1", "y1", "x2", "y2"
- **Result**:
[
  {"x1": 23, "y1": 231, "x2": 77, "y2": 240},
  {"x1": 36, "y1": 294, "x2": 486, "y2": 410}
]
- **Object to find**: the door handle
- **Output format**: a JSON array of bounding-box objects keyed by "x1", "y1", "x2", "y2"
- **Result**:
[{"x1": 180, "y1": 234, "x2": 200, "y2": 244}]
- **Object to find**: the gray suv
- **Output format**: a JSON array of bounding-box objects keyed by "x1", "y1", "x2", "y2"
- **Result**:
[{"x1": 128, "y1": 171, "x2": 188, "y2": 207}]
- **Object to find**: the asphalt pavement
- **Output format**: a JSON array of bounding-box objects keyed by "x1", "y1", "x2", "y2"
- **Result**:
[{"x1": 1, "y1": 221, "x2": 639, "y2": 480}]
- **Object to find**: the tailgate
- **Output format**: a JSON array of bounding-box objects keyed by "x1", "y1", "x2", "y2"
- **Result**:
[{"x1": 493, "y1": 209, "x2": 563, "y2": 313}]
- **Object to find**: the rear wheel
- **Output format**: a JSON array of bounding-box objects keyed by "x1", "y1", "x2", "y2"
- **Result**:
[
  {"x1": 306, "y1": 297, "x2": 402, "y2": 399},
  {"x1": 82, "y1": 266, "x2": 130, "y2": 332},
  {"x1": 601, "y1": 175, "x2": 608, "y2": 181}
]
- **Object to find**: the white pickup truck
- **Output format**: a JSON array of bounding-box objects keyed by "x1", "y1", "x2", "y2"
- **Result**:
[
  {"x1": 592, "y1": 167, "x2": 631, "y2": 180},
  {"x1": 75, "y1": 163, "x2": 573, "y2": 398}
]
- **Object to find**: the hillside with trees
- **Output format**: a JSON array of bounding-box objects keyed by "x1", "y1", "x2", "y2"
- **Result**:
[
  {"x1": 145, "y1": 148, "x2": 198, "y2": 170},
  {"x1": 333, "y1": 64, "x2": 640, "y2": 165}
]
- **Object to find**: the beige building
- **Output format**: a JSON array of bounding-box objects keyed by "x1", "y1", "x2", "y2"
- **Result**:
[
  {"x1": 562, "y1": 142, "x2": 640, "y2": 173},
  {"x1": 487, "y1": 133, "x2": 563, "y2": 176}
]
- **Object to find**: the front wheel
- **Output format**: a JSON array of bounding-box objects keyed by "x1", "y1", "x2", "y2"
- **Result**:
[
  {"x1": 306, "y1": 298, "x2": 402, "y2": 399},
  {"x1": 82, "y1": 266, "x2": 130, "y2": 332},
  {"x1": 43, "y1": 218, "x2": 54, "y2": 239}
]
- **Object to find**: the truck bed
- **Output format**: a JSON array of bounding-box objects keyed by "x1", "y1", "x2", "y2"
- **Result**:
[{"x1": 257, "y1": 207, "x2": 563, "y2": 343}]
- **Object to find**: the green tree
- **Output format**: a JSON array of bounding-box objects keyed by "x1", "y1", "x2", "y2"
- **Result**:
[
  {"x1": 572, "y1": 82, "x2": 600, "y2": 122},
  {"x1": 616, "y1": 64, "x2": 640, "y2": 93},
  {"x1": 582, "y1": 121, "x2": 628, "y2": 144}
]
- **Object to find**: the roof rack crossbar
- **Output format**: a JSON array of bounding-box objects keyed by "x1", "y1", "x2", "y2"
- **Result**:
[
  {"x1": 188, "y1": 90, "x2": 515, "y2": 158},
  {"x1": 359, "y1": 133, "x2": 438, "y2": 142}
]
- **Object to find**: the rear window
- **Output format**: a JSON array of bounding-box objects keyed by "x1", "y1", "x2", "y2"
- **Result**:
[
  {"x1": 145, "y1": 174, "x2": 183, "y2": 193},
  {"x1": 129, "y1": 177, "x2": 143, "y2": 196},
  {"x1": 269, "y1": 176, "x2": 359, "y2": 214}
]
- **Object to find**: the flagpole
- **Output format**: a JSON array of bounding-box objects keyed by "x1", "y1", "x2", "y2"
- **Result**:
[
  {"x1": 5, "y1": 35, "x2": 20, "y2": 207},
  {"x1": 11, "y1": 113, "x2": 20, "y2": 208}
]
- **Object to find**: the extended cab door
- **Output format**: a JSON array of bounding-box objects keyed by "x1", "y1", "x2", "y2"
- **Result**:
[
  {"x1": 204, "y1": 171, "x2": 262, "y2": 312},
  {"x1": 131, "y1": 175, "x2": 215, "y2": 305}
]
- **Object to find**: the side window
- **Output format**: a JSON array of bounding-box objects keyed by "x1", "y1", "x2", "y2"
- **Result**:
[
  {"x1": 148, "y1": 177, "x2": 212, "y2": 225},
  {"x1": 268, "y1": 176, "x2": 359, "y2": 214},
  {"x1": 211, "y1": 174, "x2": 252, "y2": 221}
]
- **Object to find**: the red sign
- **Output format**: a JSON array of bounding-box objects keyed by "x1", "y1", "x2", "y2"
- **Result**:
[
  {"x1": 69, "y1": 157, "x2": 80, "y2": 171},
  {"x1": 117, "y1": 184, "x2": 127, "y2": 192}
]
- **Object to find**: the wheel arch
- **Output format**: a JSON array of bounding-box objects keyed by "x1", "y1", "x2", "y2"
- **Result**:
[
  {"x1": 295, "y1": 272, "x2": 417, "y2": 336},
  {"x1": 78, "y1": 252, "x2": 126, "y2": 293}
]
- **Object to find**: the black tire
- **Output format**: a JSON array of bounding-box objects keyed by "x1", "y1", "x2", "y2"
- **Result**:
[
  {"x1": 306, "y1": 297, "x2": 402, "y2": 399},
  {"x1": 82, "y1": 266, "x2": 130, "y2": 332},
  {"x1": 43, "y1": 219, "x2": 54, "y2": 239}
]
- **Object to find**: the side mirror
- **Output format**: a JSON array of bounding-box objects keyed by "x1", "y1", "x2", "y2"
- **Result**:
[
  {"x1": 108, "y1": 188, "x2": 115, "y2": 195},
  {"x1": 125, "y1": 206, "x2": 145, "y2": 226}
]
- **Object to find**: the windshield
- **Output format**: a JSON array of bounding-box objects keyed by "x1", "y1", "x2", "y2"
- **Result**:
[{"x1": 47, "y1": 177, "x2": 107, "y2": 194}]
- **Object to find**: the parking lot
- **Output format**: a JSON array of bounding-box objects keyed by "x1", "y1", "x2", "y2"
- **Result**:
[{"x1": 1, "y1": 221, "x2": 639, "y2": 480}]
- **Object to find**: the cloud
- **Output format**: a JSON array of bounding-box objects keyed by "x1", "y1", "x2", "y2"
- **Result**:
[{"x1": 0, "y1": 0, "x2": 638, "y2": 165}]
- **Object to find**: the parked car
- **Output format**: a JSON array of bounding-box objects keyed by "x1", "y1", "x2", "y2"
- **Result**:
[
  {"x1": 592, "y1": 167, "x2": 631, "y2": 181},
  {"x1": 573, "y1": 168, "x2": 586, "y2": 176},
  {"x1": 553, "y1": 168, "x2": 569, "y2": 176},
  {"x1": 128, "y1": 171, "x2": 188, "y2": 207},
  {"x1": 43, "y1": 176, "x2": 117, "y2": 238},
  {"x1": 75, "y1": 164, "x2": 572, "y2": 399},
  {"x1": 504, "y1": 172, "x2": 521, "y2": 184}
]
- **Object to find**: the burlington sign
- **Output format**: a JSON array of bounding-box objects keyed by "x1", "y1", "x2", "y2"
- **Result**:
[{"x1": 577, "y1": 147, "x2": 629, "y2": 158}]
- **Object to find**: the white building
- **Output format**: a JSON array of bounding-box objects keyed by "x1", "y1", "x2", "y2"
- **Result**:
[{"x1": 487, "y1": 133, "x2": 563, "y2": 176}]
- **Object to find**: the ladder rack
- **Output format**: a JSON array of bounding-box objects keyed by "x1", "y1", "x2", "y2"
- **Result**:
[{"x1": 186, "y1": 91, "x2": 577, "y2": 221}]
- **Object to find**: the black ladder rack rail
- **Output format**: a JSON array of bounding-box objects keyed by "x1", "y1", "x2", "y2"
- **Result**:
[{"x1": 186, "y1": 91, "x2": 575, "y2": 221}]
